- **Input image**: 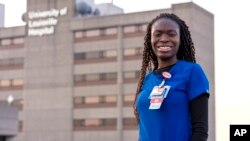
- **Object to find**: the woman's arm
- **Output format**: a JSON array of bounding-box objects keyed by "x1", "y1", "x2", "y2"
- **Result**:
[{"x1": 190, "y1": 93, "x2": 209, "y2": 141}]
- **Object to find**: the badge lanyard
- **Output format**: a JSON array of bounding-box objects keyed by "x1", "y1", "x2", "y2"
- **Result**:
[{"x1": 149, "y1": 72, "x2": 171, "y2": 110}]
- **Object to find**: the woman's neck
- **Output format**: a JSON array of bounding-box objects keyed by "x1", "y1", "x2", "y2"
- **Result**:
[{"x1": 157, "y1": 58, "x2": 178, "y2": 69}]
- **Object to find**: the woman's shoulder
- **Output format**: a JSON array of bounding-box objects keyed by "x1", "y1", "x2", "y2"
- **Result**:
[{"x1": 178, "y1": 60, "x2": 203, "y2": 69}]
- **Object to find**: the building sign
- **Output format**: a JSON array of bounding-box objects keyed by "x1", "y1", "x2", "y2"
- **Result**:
[{"x1": 28, "y1": 7, "x2": 68, "y2": 36}]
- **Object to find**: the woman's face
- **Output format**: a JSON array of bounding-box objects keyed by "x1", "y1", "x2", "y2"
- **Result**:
[{"x1": 151, "y1": 18, "x2": 180, "y2": 63}]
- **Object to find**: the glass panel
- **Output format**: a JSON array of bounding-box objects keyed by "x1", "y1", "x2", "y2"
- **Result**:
[
  {"x1": 12, "y1": 79, "x2": 23, "y2": 86},
  {"x1": 85, "y1": 119, "x2": 101, "y2": 126},
  {"x1": 124, "y1": 71, "x2": 135, "y2": 79},
  {"x1": 74, "y1": 31, "x2": 84, "y2": 38},
  {"x1": 104, "y1": 50, "x2": 117, "y2": 57},
  {"x1": 74, "y1": 75, "x2": 85, "y2": 82},
  {"x1": 1, "y1": 39, "x2": 12, "y2": 46},
  {"x1": 106, "y1": 73, "x2": 117, "y2": 80},
  {"x1": 86, "y1": 29, "x2": 100, "y2": 37},
  {"x1": 124, "y1": 25, "x2": 137, "y2": 33},
  {"x1": 0, "y1": 80, "x2": 11, "y2": 87},
  {"x1": 135, "y1": 48, "x2": 143, "y2": 55},
  {"x1": 74, "y1": 97, "x2": 83, "y2": 104},
  {"x1": 105, "y1": 27, "x2": 117, "y2": 35},
  {"x1": 13, "y1": 37, "x2": 24, "y2": 44},
  {"x1": 102, "y1": 118, "x2": 116, "y2": 126},
  {"x1": 85, "y1": 96, "x2": 99, "y2": 104},
  {"x1": 86, "y1": 51, "x2": 102, "y2": 59},
  {"x1": 123, "y1": 118, "x2": 137, "y2": 125},
  {"x1": 124, "y1": 95, "x2": 135, "y2": 102},
  {"x1": 74, "y1": 53, "x2": 86, "y2": 60},
  {"x1": 13, "y1": 58, "x2": 24, "y2": 65},
  {"x1": 105, "y1": 95, "x2": 117, "y2": 103},
  {"x1": 141, "y1": 24, "x2": 148, "y2": 32},
  {"x1": 86, "y1": 74, "x2": 100, "y2": 81},
  {"x1": 124, "y1": 48, "x2": 136, "y2": 56}
]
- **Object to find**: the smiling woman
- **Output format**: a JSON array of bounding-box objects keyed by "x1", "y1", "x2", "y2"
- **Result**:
[
  {"x1": 151, "y1": 18, "x2": 180, "y2": 68},
  {"x1": 134, "y1": 13, "x2": 209, "y2": 141}
]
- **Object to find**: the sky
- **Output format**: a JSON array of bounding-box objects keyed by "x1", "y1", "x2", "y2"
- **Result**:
[{"x1": 0, "y1": 0, "x2": 250, "y2": 141}]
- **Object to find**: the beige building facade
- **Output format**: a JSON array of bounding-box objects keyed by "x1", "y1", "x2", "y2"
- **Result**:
[{"x1": 0, "y1": 1, "x2": 215, "y2": 141}]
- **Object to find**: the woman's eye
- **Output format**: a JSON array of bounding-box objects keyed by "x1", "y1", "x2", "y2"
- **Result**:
[
  {"x1": 154, "y1": 33, "x2": 161, "y2": 37},
  {"x1": 168, "y1": 32, "x2": 177, "y2": 37}
]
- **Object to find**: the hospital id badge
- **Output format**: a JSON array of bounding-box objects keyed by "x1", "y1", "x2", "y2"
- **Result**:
[
  {"x1": 149, "y1": 86, "x2": 165, "y2": 98},
  {"x1": 149, "y1": 98, "x2": 163, "y2": 109},
  {"x1": 149, "y1": 86, "x2": 171, "y2": 99}
]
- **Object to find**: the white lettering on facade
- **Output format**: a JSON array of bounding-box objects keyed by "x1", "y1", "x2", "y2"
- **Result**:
[{"x1": 28, "y1": 7, "x2": 68, "y2": 36}]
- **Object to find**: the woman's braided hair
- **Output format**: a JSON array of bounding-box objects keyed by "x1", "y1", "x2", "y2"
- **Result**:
[{"x1": 133, "y1": 13, "x2": 196, "y2": 123}]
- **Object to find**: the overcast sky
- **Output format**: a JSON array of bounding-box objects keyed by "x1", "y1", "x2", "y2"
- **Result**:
[{"x1": 0, "y1": 0, "x2": 250, "y2": 141}]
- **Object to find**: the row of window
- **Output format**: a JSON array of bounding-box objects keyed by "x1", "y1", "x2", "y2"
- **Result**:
[
  {"x1": 0, "y1": 99, "x2": 23, "y2": 111},
  {"x1": 74, "y1": 94, "x2": 134, "y2": 108},
  {"x1": 74, "y1": 117, "x2": 137, "y2": 130},
  {"x1": 74, "y1": 71, "x2": 140, "y2": 83},
  {"x1": 74, "y1": 48, "x2": 143, "y2": 61},
  {"x1": 74, "y1": 24, "x2": 147, "y2": 39},
  {"x1": 0, "y1": 58, "x2": 24, "y2": 70},
  {"x1": 17, "y1": 118, "x2": 136, "y2": 132},
  {"x1": 0, "y1": 79, "x2": 23, "y2": 87},
  {"x1": 0, "y1": 37, "x2": 25, "y2": 46},
  {"x1": 0, "y1": 71, "x2": 139, "y2": 90}
]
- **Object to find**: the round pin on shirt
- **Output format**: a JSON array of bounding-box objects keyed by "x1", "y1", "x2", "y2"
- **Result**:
[
  {"x1": 162, "y1": 72, "x2": 172, "y2": 79},
  {"x1": 159, "y1": 72, "x2": 171, "y2": 88}
]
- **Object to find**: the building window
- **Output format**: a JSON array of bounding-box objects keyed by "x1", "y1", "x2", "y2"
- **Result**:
[
  {"x1": 85, "y1": 119, "x2": 101, "y2": 126},
  {"x1": 85, "y1": 96, "x2": 100, "y2": 104},
  {"x1": 85, "y1": 29, "x2": 100, "y2": 37},
  {"x1": 85, "y1": 51, "x2": 103, "y2": 59},
  {"x1": 74, "y1": 118, "x2": 117, "y2": 131},
  {"x1": 74, "y1": 75, "x2": 85, "y2": 83},
  {"x1": 12, "y1": 79, "x2": 24, "y2": 86},
  {"x1": 0, "y1": 78, "x2": 24, "y2": 90},
  {"x1": 74, "y1": 95, "x2": 117, "y2": 108},
  {"x1": 105, "y1": 95, "x2": 116, "y2": 103},
  {"x1": 124, "y1": 48, "x2": 143, "y2": 56},
  {"x1": 123, "y1": 117, "x2": 137, "y2": 129},
  {"x1": 124, "y1": 71, "x2": 140, "y2": 83},
  {"x1": 124, "y1": 47, "x2": 143, "y2": 60},
  {"x1": 75, "y1": 50, "x2": 117, "y2": 60},
  {"x1": 100, "y1": 72, "x2": 117, "y2": 81},
  {"x1": 0, "y1": 39, "x2": 12, "y2": 46},
  {"x1": 13, "y1": 37, "x2": 25, "y2": 44},
  {"x1": 0, "y1": 37, "x2": 25, "y2": 50},
  {"x1": 104, "y1": 50, "x2": 117, "y2": 57},
  {"x1": 74, "y1": 31, "x2": 85, "y2": 38},
  {"x1": 74, "y1": 72, "x2": 117, "y2": 84},
  {"x1": 0, "y1": 79, "x2": 11, "y2": 87},
  {"x1": 105, "y1": 27, "x2": 117, "y2": 35},
  {"x1": 0, "y1": 58, "x2": 24, "y2": 70},
  {"x1": 123, "y1": 24, "x2": 146, "y2": 38},
  {"x1": 74, "y1": 53, "x2": 86, "y2": 60},
  {"x1": 124, "y1": 25, "x2": 138, "y2": 33},
  {"x1": 74, "y1": 27, "x2": 118, "y2": 43},
  {"x1": 12, "y1": 99, "x2": 24, "y2": 111},
  {"x1": 85, "y1": 74, "x2": 100, "y2": 81},
  {"x1": 124, "y1": 95, "x2": 135, "y2": 103},
  {"x1": 123, "y1": 95, "x2": 135, "y2": 106},
  {"x1": 140, "y1": 24, "x2": 148, "y2": 32},
  {"x1": 74, "y1": 50, "x2": 117, "y2": 64}
]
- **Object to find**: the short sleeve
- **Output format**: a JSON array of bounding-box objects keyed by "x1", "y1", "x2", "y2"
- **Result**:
[{"x1": 187, "y1": 64, "x2": 209, "y2": 101}]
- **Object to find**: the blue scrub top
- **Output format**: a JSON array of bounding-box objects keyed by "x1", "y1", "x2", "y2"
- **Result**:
[{"x1": 136, "y1": 60, "x2": 209, "y2": 141}]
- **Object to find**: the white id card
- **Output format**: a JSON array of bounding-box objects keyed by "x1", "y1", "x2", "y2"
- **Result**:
[{"x1": 149, "y1": 85, "x2": 171, "y2": 99}]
